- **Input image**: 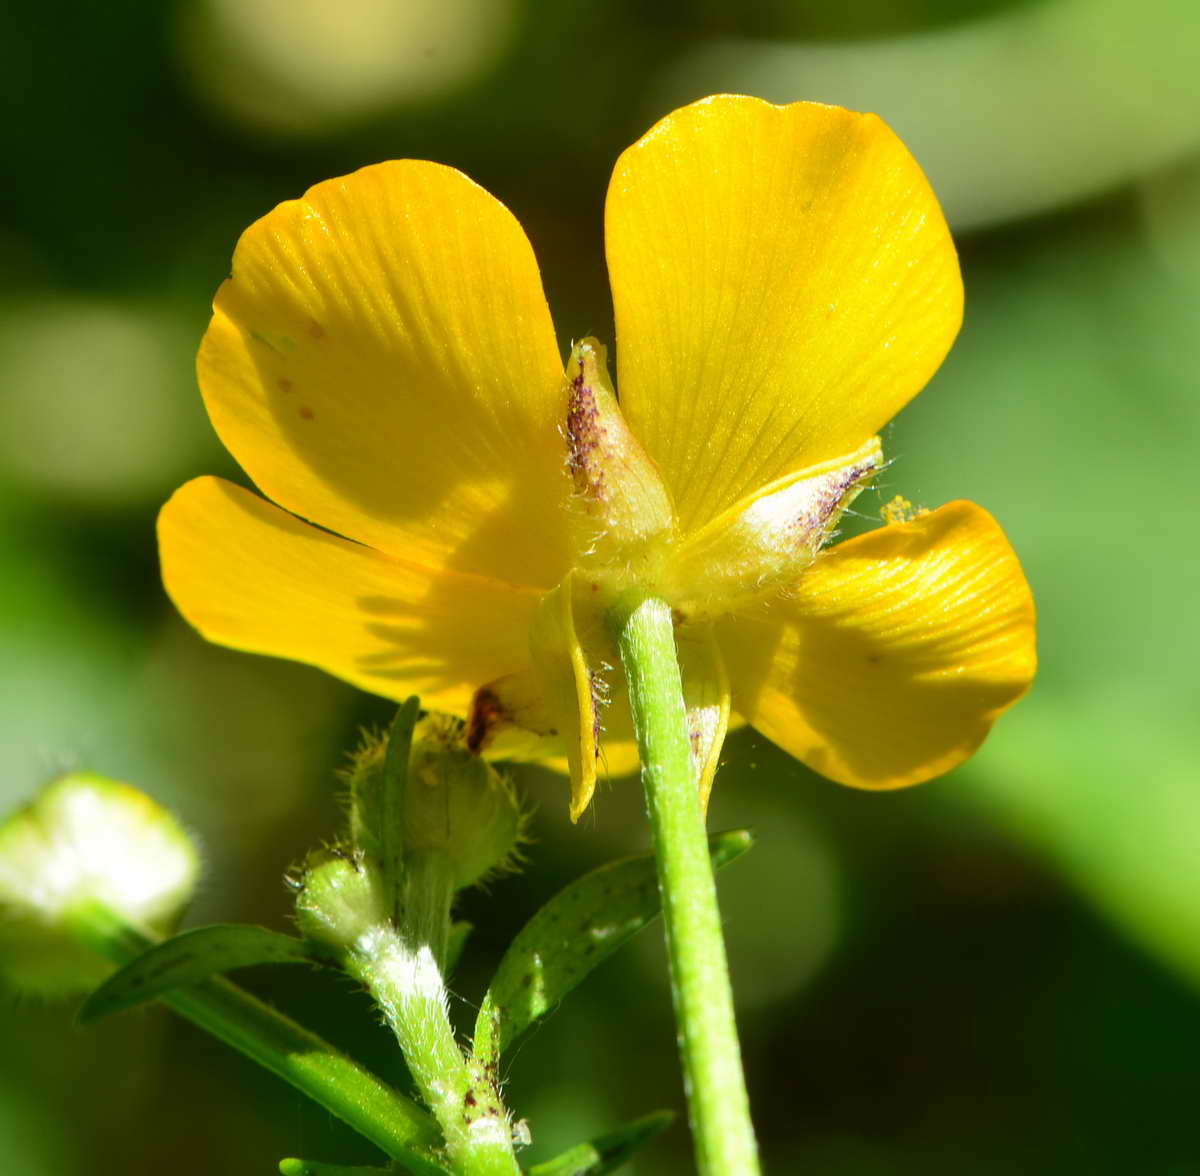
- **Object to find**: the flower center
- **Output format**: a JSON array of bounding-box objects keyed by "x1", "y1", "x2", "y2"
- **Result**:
[
  {"x1": 466, "y1": 338, "x2": 883, "y2": 819},
  {"x1": 559, "y1": 337, "x2": 882, "y2": 620}
]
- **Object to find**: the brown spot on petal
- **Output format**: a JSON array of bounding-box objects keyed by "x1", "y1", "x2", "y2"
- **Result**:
[
  {"x1": 467, "y1": 686, "x2": 505, "y2": 754},
  {"x1": 306, "y1": 319, "x2": 326, "y2": 339},
  {"x1": 277, "y1": 377, "x2": 293, "y2": 394},
  {"x1": 298, "y1": 405, "x2": 315, "y2": 420}
]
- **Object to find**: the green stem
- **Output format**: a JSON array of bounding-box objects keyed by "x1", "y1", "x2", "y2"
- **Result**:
[
  {"x1": 68, "y1": 901, "x2": 448, "y2": 1175},
  {"x1": 346, "y1": 912, "x2": 520, "y2": 1176},
  {"x1": 610, "y1": 595, "x2": 761, "y2": 1176}
]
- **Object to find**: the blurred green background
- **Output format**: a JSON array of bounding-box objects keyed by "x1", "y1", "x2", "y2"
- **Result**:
[{"x1": 3, "y1": 0, "x2": 1199, "y2": 1172}]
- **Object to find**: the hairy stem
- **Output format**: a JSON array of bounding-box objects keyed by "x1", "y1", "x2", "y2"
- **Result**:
[{"x1": 346, "y1": 910, "x2": 520, "y2": 1176}]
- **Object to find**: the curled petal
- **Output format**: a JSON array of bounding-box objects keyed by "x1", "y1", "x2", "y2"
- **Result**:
[
  {"x1": 720, "y1": 501, "x2": 1036, "y2": 788},
  {"x1": 607, "y1": 95, "x2": 962, "y2": 534},
  {"x1": 536, "y1": 577, "x2": 599, "y2": 821},
  {"x1": 468, "y1": 574, "x2": 652, "y2": 819}
]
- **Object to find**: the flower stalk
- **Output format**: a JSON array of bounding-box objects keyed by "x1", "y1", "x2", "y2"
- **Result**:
[
  {"x1": 341, "y1": 918, "x2": 520, "y2": 1176},
  {"x1": 296, "y1": 852, "x2": 518, "y2": 1174},
  {"x1": 609, "y1": 595, "x2": 761, "y2": 1176}
]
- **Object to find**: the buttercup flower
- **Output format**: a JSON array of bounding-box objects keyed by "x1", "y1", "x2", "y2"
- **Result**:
[{"x1": 159, "y1": 95, "x2": 1036, "y2": 820}]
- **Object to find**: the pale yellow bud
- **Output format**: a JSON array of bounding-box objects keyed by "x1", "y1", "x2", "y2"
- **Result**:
[{"x1": 0, "y1": 773, "x2": 199, "y2": 995}]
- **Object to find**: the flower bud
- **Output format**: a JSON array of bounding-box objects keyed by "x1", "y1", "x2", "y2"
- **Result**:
[
  {"x1": 346, "y1": 715, "x2": 523, "y2": 893},
  {"x1": 0, "y1": 773, "x2": 199, "y2": 995},
  {"x1": 407, "y1": 725, "x2": 521, "y2": 886}
]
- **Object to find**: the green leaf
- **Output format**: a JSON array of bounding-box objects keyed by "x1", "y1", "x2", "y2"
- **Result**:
[
  {"x1": 474, "y1": 830, "x2": 752, "y2": 1063},
  {"x1": 524, "y1": 1110, "x2": 675, "y2": 1175},
  {"x1": 78, "y1": 924, "x2": 319, "y2": 1023}
]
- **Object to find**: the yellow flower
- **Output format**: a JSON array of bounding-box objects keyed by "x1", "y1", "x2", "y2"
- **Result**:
[{"x1": 159, "y1": 95, "x2": 1036, "y2": 820}]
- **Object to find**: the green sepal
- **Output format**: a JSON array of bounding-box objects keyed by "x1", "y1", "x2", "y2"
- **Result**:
[
  {"x1": 473, "y1": 830, "x2": 752, "y2": 1063},
  {"x1": 77, "y1": 924, "x2": 319, "y2": 1023},
  {"x1": 523, "y1": 1110, "x2": 675, "y2": 1175},
  {"x1": 279, "y1": 1161, "x2": 393, "y2": 1176}
]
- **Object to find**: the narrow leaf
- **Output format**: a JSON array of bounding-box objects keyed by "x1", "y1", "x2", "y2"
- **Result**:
[
  {"x1": 380, "y1": 695, "x2": 421, "y2": 920},
  {"x1": 79, "y1": 924, "x2": 319, "y2": 1023},
  {"x1": 474, "y1": 830, "x2": 752, "y2": 1061},
  {"x1": 525, "y1": 1110, "x2": 675, "y2": 1175}
]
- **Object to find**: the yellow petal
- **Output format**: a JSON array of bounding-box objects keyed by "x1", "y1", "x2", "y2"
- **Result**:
[
  {"x1": 200, "y1": 160, "x2": 569, "y2": 588},
  {"x1": 467, "y1": 670, "x2": 562, "y2": 759},
  {"x1": 720, "y1": 501, "x2": 1035, "y2": 788},
  {"x1": 158, "y1": 477, "x2": 540, "y2": 714},
  {"x1": 607, "y1": 95, "x2": 962, "y2": 533}
]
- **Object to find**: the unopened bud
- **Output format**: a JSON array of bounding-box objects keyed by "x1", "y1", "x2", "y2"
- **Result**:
[
  {"x1": 346, "y1": 715, "x2": 523, "y2": 893},
  {"x1": 406, "y1": 718, "x2": 523, "y2": 889},
  {"x1": 0, "y1": 773, "x2": 199, "y2": 995}
]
